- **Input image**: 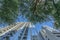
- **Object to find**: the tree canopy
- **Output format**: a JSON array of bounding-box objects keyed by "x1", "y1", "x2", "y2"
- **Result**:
[
  {"x1": 0, "y1": 0, "x2": 60, "y2": 28},
  {"x1": 19, "y1": 0, "x2": 60, "y2": 28},
  {"x1": 0, "y1": 0, "x2": 18, "y2": 24}
]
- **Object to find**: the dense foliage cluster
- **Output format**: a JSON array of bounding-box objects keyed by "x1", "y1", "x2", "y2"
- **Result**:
[
  {"x1": 0, "y1": 0, "x2": 18, "y2": 24},
  {"x1": 0, "y1": 0, "x2": 60, "y2": 28},
  {"x1": 19, "y1": 0, "x2": 60, "y2": 28}
]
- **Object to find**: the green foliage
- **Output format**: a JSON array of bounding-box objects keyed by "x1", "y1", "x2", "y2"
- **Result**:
[
  {"x1": 0, "y1": 0, "x2": 18, "y2": 24},
  {"x1": 19, "y1": 0, "x2": 51, "y2": 23},
  {"x1": 53, "y1": 0, "x2": 60, "y2": 28},
  {"x1": 0, "y1": 0, "x2": 60, "y2": 28},
  {"x1": 19, "y1": 0, "x2": 60, "y2": 28}
]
